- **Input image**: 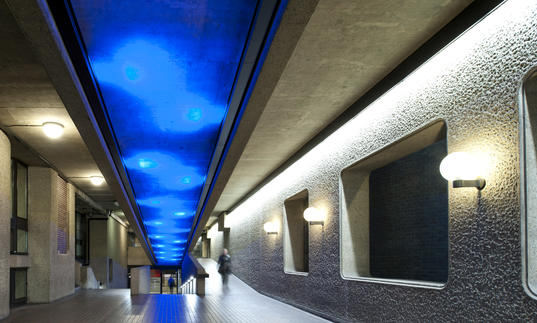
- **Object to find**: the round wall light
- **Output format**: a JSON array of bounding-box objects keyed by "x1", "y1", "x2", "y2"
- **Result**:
[
  {"x1": 42, "y1": 122, "x2": 64, "y2": 139},
  {"x1": 90, "y1": 176, "x2": 105, "y2": 186},
  {"x1": 439, "y1": 152, "x2": 485, "y2": 190},
  {"x1": 263, "y1": 221, "x2": 278, "y2": 234},
  {"x1": 303, "y1": 206, "x2": 325, "y2": 225}
]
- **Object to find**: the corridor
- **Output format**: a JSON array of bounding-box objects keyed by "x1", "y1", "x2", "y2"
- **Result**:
[{"x1": 4, "y1": 259, "x2": 328, "y2": 323}]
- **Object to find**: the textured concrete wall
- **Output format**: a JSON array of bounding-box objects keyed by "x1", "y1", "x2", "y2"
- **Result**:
[
  {"x1": 222, "y1": 1, "x2": 537, "y2": 321},
  {"x1": 0, "y1": 131, "x2": 10, "y2": 319},
  {"x1": 28, "y1": 169, "x2": 74, "y2": 303}
]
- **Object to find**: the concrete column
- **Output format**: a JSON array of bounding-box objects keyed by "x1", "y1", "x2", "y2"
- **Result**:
[
  {"x1": 130, "y1": 266, "x2": 150, "y2": 295},
  {"x1": 27, "y1": 168, "x2": 75, "y2": 303},
  {"x1": 0, "y1": 131, "x2": 11, "y2": 319}
]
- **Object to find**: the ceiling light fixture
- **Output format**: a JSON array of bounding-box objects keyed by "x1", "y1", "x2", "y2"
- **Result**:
[
  {"x1": 42, "y1": 122, "x2": 64, "y2": 139},
  {"x1": 90, "y1": 176, "x2": 105, "y2": 186}
]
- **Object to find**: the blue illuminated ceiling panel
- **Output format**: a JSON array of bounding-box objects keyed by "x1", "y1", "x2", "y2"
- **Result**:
[{"x1": 68, "y1": 0, "x2": 261, "y2": 265}]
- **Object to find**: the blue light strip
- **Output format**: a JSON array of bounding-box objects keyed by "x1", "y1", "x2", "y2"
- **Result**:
[{"x1": 68, "y1": 0, "x2": 261, "y2": 265}]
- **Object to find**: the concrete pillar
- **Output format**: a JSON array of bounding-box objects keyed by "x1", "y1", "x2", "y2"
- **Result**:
[
  {"x1": 0, "y1": 131, "x2": 11, "y2": 319},
  {"x1": 27, "y1": 168, "x2": 75, "y2": 303},
  {"x1": 201, "y1": 233, "x2": 210, "y2": 258},
  {"x1": 130, "y1": 266, "x2": 150, "y2": 295}
]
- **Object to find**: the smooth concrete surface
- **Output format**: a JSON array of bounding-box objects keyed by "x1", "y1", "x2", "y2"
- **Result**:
[
  {"x1": 0, "y1": 131, "x2": 10, "y2": 319},
  {"x1": 28, "y1": 168, "x2": 75, "y2": 303},
  {"x1": 4, "y1": 281, "x2": 328, "y2": 323},
  {"x1": 107, "y1": 218, "x2": 128, "y2": 288},
  {"x1": 197, "y1": 258, "x2": 328, "y2": 322},
  {"x1": 89, "y1": 219, "x2": 107, "y2": 286},
  {"x1": 88, "y1": 217, "x2": 128, "y2": 288},
  {"x1": 130, "y1": 266, "x2": 150, "y2": 295},
  {"x1": 522, "y1": 72, "x2": 537, "y2": 295},
  {"x1": 0, "y1": 1, "x2": 116, "y2": 210},
  {"x1": 283, "y1": 190, "x2": 309, "y2": 274},
  {"x1": 127, "y1": 246, "x2": 151, "y2": 266},
  {"x1": 212, "y1": 0, "x2": 472, "y2": 222},
  {"x1": 215, "y1": 1, "x2": 537, "y2": 321}
]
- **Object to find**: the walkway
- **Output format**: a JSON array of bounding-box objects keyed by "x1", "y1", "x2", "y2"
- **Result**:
[{"x1": 4, "y1": 259, "x2": 328, "y2": 323}]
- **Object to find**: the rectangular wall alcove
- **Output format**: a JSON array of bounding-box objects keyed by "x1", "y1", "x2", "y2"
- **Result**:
[
  {"x1": 283, "y1": 190, "x2": 309, "y2": 274},
  {"x1": 522, "y1": 70, "x2": 537, "y2": 298},
  {"x1": 340, "y1": 120, "x2": 448, "y2": 288}
]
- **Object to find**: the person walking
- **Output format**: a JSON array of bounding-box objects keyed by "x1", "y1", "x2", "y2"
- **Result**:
[
  {"x1": 168, "y1": 275, "x2": 175, "y2": 294},
  {"x1": 217, "y1": 248, "x2": 231, "y2": 286}
]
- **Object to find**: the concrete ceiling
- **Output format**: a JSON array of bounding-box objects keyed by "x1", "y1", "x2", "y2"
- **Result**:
[
  {"x1": 0, "y1": 2, "x2": 116, "y2": 211},
  {"x1": 210, "y1": 0, "x2": 473, "y2": 225}
]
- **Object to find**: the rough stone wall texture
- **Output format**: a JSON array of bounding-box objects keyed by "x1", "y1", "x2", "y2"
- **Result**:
[
  {"x1": 0, "y1": 131, "x2": 10, "y2": 319},
  {"x1": 222, "y1": 1, "x2": 537, "y2": 321},
  {"x1": 28, "y1": 169, "x2": 74, "y2": 303}
]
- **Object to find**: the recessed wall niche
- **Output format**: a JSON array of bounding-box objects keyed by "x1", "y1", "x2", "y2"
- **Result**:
[
  {"x1": 283, "y1": 190, "x2": 309, "y2": 274},
  {"x1": 521, "y1": 70, "x2": 537, "y2": 298},
  {"x1": 340, "y1": 120, "x2": 448, "y2": 287}
]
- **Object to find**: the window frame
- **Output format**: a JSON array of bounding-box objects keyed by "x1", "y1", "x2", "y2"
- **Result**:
[
  {"x1": 10, "y1": 159, "x2": 28, "y2": 255},
  {"x1": 10, "y1": 267, "x2": 28, "y2": 307},
  {"x1": 339, "y1": 119, "x2": 448, "y2": 289}
]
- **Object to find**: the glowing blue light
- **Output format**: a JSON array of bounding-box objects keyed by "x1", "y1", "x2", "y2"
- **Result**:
[
  {"x1": 69, "y1": 0, "x2": 266, "y2": 266},
  {"x1": 125, "y1": 66, "x2": 140, "y2": 81},
  {"x1": 138, "y1": 158, "x2": 158, "y2": 169},
  {"x1": 187, "y1": 108, "x2": 202, "y2": 121}
]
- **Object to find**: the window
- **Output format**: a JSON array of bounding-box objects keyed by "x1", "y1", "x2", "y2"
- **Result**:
[
  {"x1": 10, "y1": 268, "x2": 27, "y2": 307},
  {"x1": 340, "y1": 120, "x2": 448, "y2": 288},
  {"x1": 283, "y1": 190, "x2": 309, "y2": 274},
  {"x1": 11, "y1": 160, "x2": 28, "y2": 254},
  {"x1": 521, "y1": 70, "x2": 537, "y2": 298}
]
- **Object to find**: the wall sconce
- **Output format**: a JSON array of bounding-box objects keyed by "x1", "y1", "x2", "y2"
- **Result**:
[
  {"x1": 303, "y1": 207, "x2": 325, "y2": 225},
  {"x1": 263, "y1": 221, "x2": 278, "y2": 234},
  {"x1": 440, "y1": 152, "x2": 485, "y2": 190}
]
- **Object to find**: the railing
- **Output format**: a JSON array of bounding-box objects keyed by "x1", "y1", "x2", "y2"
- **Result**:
[
  {"x1": 179, "y1": 276, "x2": 197, "y2": 294},
  {"x1": 180, "y1": 252, "x2": 208, "y2": 295}
]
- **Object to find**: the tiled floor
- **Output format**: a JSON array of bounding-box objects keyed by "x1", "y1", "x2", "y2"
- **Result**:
[{"x1": 4, "y1": 259, "x2": 328, "y2": 323}]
